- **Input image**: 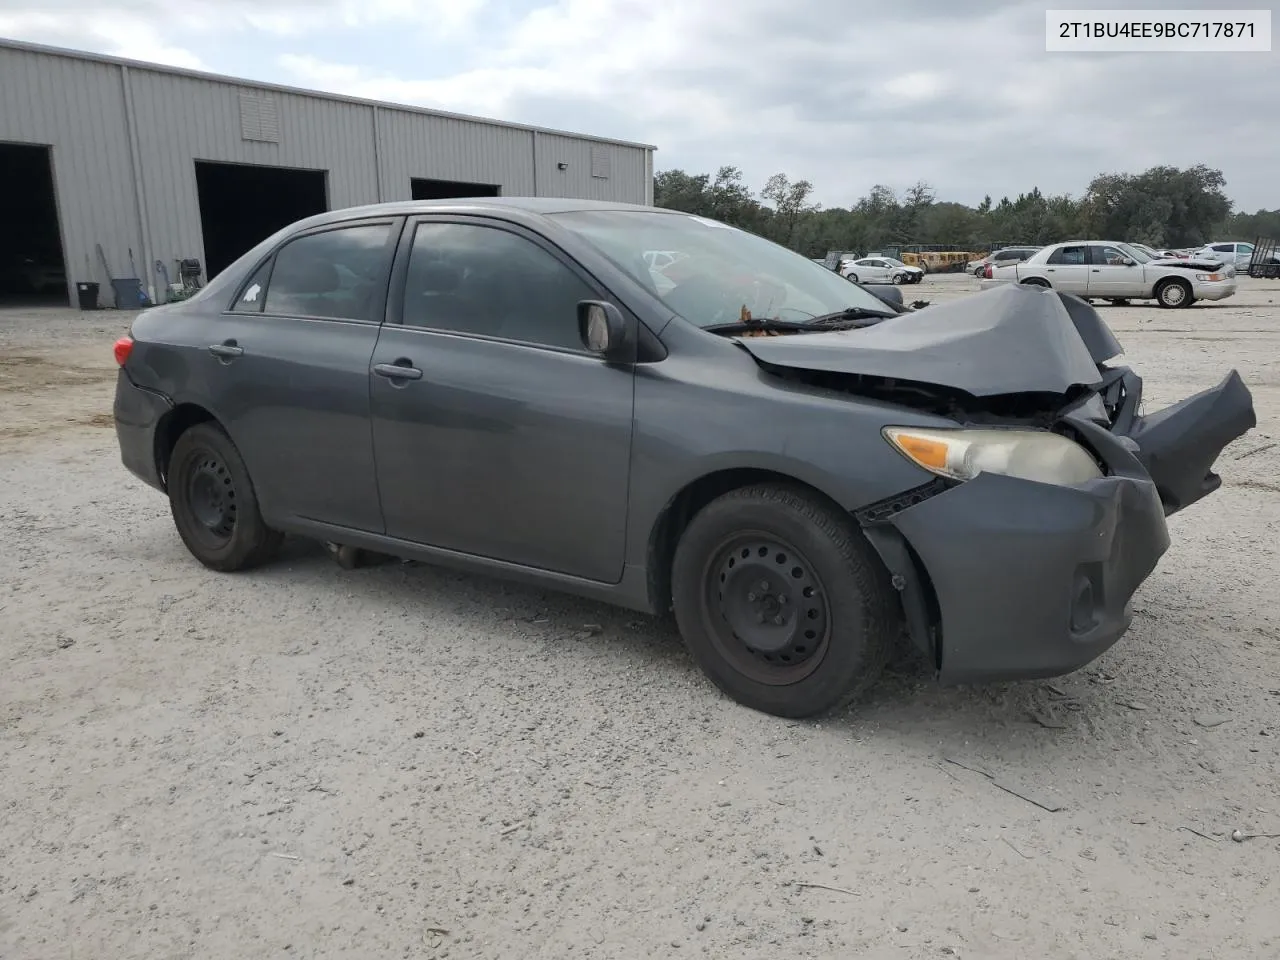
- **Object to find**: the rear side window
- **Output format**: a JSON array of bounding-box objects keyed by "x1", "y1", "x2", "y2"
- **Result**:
[
  {"x1": 260, "y1": 223, "x2": 396, "y2": 322},
  {"x1": 1047, "y1": 245, "x2": 1087, "y2": 265},
  {"x1": 1211, "y1": 244, "x2": 1234, "y2": 253},
  {"x1": 232, "y1": 260, "x2": 271, "y2": 313}
]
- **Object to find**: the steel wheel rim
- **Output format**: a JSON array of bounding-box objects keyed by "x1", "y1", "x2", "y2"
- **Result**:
[
  {"x1": 700, "y1": 532, "x2": 832, "y2": 686},
  {"x1": 186, "y1": 452, "x2": 238, "y2": 545}
]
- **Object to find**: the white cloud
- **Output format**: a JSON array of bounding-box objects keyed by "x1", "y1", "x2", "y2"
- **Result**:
[{"x1": 1, "y1": 0, "x2": 1277, "y2": 209}]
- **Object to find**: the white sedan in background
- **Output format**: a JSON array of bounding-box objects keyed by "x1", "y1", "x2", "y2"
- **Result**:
[
  {"x1": 980, "y1": 240, "x2": 1236, "y2": 308},
  {"x1": 840, "y1": 256, "x2": 923, "y2": 284}
]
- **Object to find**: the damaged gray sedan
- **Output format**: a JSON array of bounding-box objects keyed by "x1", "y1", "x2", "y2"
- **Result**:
[{"x1": 112, "y1": 199, "x2": 1256, "y2": 718}]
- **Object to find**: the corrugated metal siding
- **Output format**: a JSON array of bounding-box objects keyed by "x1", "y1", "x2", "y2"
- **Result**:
[
  {"x1": 0, "y1": 48, "x2": 141, "y2": 303},
  {"x1": 534, "y1": 134, "x2": 648, "y2": 203},
  {"x1": 375, "y1": 109, "x2": 535, "y2": 200},
  {"x1": 128, "y1": 69, "x2": 379, "y2": 276},
  {"x1": 0, "y1": 45, "x2": 654, "y2": 306}
]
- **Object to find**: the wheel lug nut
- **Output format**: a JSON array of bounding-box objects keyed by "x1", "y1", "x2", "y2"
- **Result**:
[
  {"x1": 778, "y1": 595, "x2": 788, "y2": 604},
  {"x1": 773, "y1": 616, "x2": 784, "y2": 626},
  {"x1": 759, "y1": 580, "x2": 769, "y2": 591},
  {"x1": 747, "y1": 592, "x2": 756, "y2": 601}
]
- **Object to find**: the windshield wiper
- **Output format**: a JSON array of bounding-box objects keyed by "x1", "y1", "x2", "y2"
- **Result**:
[
  {"x1": 803, "y1": 306, "x2": 896, "y2": 328},
  {"x1": 703, "y1": 317, "x2": 812, "y2": 335}
]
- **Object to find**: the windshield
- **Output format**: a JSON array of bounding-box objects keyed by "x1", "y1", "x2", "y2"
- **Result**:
[
  {"x1": 548, "y1": 209, "x2": 893, "y2": 326},
  {"x1": 1115, "y1": 242, "x2": 1153, "y2": 264}
]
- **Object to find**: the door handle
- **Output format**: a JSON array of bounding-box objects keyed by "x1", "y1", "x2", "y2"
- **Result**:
[
  {"x1": 207, "y1": 341, "x2": 243, "y2": 359},
  {"x1": 373, "y1": 361, "x2": 423, "y2": 381},
  {"x1": 1091, "y1": 268, "x2": 1101, "y2": 272}
]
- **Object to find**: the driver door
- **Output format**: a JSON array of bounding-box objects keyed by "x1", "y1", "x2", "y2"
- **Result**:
[
  {"x1": 1087, "y1": 243, "x2": 1145, "y2": 298},
  {"x1": 368, "y1": 216, "x2": 637, "y2": 582}
]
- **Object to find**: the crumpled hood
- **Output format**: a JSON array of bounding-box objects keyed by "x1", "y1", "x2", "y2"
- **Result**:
[
  {"x1": 1150, "y1": 256, "x2": 1224, "y2": 271},
  {"x1": 737, "y1": 283, "x2": 1122, "y2": 397}
]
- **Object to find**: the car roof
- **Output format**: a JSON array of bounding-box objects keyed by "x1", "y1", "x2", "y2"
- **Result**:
[{"x1": 286, "y1": 197, "x2": 672, "y2": 232}]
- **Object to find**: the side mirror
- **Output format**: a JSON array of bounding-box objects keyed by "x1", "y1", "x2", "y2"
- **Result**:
[
  {"x1": 577, "y1": 300, "x2": 636, "y2": 362},
  {"x1": 1121, "y1": 257, "x2": 1136, "y2": 266}
]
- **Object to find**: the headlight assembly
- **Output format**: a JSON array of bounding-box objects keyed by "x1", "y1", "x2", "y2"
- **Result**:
[{"x1": 882, "y1": 426, "x2": 1103, "y2": 486}]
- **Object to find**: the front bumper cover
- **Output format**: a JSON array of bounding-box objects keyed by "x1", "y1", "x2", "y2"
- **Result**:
[
  {"x1": 867, "y1": 470, "x2": 1167, "y2": 684},
  {"x1": 860, "y1": 367, "x2": 1254, "y2": 684}
]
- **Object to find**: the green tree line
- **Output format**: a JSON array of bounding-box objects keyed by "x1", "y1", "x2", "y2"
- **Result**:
[{"x1": 653, "y1": 164, "x2": 1280, "y2": 257}]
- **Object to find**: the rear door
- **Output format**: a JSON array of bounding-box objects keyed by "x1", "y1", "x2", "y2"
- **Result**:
[
  {"x1": 368, "y1": 215, "x2": 636, "y2": 582},
  {"x1": 1086, "y1": 243, "x2": 1145, "y2": 298},
  {"x1": 1041, "y1": 244, "x2": 1090, "y2": 294},
  {"x1": 207, "y1": 217, "x2": 401, "y2": 531}
]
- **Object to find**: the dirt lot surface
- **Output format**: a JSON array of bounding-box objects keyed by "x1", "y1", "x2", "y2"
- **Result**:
[{"x1": 3, "y1": 276, "x2": 1279, "y2": 959}]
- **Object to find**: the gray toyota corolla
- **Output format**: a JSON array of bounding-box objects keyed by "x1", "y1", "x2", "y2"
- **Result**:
[{"x1": 113, "y1": 198, "x2": 1256, "y2": 718}]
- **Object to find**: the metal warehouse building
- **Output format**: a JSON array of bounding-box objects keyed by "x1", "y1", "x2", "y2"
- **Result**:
[{"x1": 0, "y1": 38, "x2": 657, "y2": 309}]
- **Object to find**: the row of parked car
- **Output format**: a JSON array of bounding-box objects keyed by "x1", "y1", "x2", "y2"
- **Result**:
[
  {"x1": 976, "y1": 240, "x2": 1244, "y2": 308},
  {"x1": 970, "y1": 239, "x2": 1277, "y2": 278}
]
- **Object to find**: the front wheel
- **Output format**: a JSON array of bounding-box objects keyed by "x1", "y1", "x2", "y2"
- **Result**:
[
  {"x1": 1155, "y1": 278, "x2": 1192, "y2": 308},
  {"x1": 892, "y1": 273, "x2": 906, "y2": 284},
  {"x1": 670, "y1": 484, "x2": 898, "y2": 718},
  {"x1": 846, "y1": 273, "x2": 859, "y2": 284},
  {"x1": 168, "y1": 422, "x2": 283, "y2": 571}
]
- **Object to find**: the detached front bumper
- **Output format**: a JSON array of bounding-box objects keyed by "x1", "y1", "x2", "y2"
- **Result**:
[
  {"x1": 869, "y1": 470, "x2": 1168, "y2": 684},
  {"x1": 1192, "y1": 276, "x2": 1237, "y2": 301},
  {"x1": 861, "y1": 367, "x2": 1255, "y2": 685}
]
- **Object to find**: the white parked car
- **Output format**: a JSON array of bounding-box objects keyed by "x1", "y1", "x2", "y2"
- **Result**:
[
  {"x1": 979, "y1": 240, "x2": 1236, "y2": 308},
  {"x1": 840, "y1": 256, "x2": 923, "y2": 285},
  {"x1": 966, "y1": 246, "x2": 1041, "y2": 277},
  {"x1": 1192, "y1": 241, "x2": 1279, "y2": 271}
]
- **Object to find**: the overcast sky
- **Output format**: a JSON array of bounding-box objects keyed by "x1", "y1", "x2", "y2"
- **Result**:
[{"x1": 1, "y1": 0, "x2": 1276, "y2": 211}]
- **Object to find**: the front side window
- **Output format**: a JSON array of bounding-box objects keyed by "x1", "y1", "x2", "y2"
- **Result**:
[
  {"x1": 1095, "y1": 245, "x2": 1131, "y2": 266},
  {"x1": 401, "y1": 222, "x2": 595, "y2": 351},
  {"x1": 262, "y1": 223, "x2": 395, "y2": 322}
]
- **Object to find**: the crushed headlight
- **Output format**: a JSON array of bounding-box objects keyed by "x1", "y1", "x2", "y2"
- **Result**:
[{"x1": 882, "y1": 426, "x2": 1103, "y2": 485}]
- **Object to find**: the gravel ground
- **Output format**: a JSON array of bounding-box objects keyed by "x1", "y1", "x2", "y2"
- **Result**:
[{"x1": 2, "y1": 275, "x2": 1279, "y2": 960}]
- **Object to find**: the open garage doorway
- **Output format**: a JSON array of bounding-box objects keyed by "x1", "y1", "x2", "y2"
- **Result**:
[
  {"x1": 195, "y1": 160, "x2": 328, "y2": 279},
  {"x1": 411, "y1": 178, "x2": 501, "y2": 200},
  {"x1": 0, "y1": 143, "x2": 68, "y2": 307}
]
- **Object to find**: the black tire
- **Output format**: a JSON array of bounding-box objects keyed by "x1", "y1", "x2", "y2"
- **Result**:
[
  {"x1": 847, "y1": 273, "x2": 859, "y2": 284},
  {"x1": 670, "y1": 484, "x2": 898, "y2": 719},
  {"x1": 1020, "y1": 277, "x2": 1051, "y2": 288},
  {"x1": 1155, "y1": 277, "x2": 1192, "y2": 309},
  {"x1": 168, "y1": 421, "x2": 283, "y2": 572},
  {"x1": 892, "y1": 273, "x2": 906, "y2": 285},
  {"x1": 1107, "y1": 298, "x2": 1130, "y2": 306},
  {"x1": 973, "y1": 266, "x2": 985, "y2": 277}
]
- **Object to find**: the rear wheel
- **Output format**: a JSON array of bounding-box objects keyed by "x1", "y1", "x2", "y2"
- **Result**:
[
  {"x1": 847, "y1": 273, "x2": 860, "y2": 284},
  {"x1": 1155, "y1": 277, "x2": 1192, "y2": 309},
  {"x1": 1021, "y1": 277, "x2": 1051, "y2": 288},
  {"x1": 168, "y1": 422, "x2": 282, "y2": 571},
  {"x1": 670, "y1": 484, "x2": 898, "y2": 718}
]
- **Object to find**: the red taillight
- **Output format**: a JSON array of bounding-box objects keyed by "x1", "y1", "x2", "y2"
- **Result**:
[
  {"x1": 113, "y1": 336, "x2": 133, "y2": 366},
  {"x1": 983, "y1": 264, "x2": 994, "y2": 279}
]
